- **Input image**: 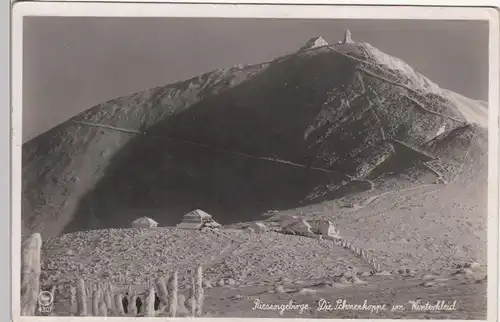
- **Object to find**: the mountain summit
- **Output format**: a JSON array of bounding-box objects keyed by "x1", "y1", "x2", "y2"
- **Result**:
[
  {"x1": 22, "y1": 37, "x2": 488, "y2": 239},
  {"x1": 300, "y1": 36, "x2": 329, "y2": 51}
]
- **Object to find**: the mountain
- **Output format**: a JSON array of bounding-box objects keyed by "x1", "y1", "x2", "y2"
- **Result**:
[{"x1": 22, "y1": 31, "x2": 488, "y2": 240}]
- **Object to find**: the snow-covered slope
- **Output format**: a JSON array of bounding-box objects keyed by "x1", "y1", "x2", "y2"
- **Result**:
[{"x1": 22, "y1": 34, "x2": 488, "y2": 239}]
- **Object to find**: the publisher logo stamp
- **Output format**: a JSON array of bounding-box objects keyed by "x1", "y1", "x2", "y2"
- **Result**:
[{"x1": 38, "y1": 291, "x2": 53, "y2": 314}]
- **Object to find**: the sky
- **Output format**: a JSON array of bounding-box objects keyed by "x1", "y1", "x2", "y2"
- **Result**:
[{"x1": 23, "y1": 17, "x2": 489, "y2": 142}]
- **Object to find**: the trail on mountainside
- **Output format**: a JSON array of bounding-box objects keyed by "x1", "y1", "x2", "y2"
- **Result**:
[
  {"x1": 348, "y1": 184, "x2": 434, "y2": 211},
  {"x1": 73, "y1": 121, "x2": 344, "y2": 175}
]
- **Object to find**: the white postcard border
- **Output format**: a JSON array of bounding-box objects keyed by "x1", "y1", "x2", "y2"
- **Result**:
[{"x1": 10, "y1": 2, "x2": 500, "y2": 322}]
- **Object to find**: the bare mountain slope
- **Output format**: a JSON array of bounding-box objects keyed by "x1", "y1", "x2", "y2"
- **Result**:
[
  {"x1": 22, "y1": 36, "x2": 488, "y2": 239},
  {"x1": 22, "y1": 64, "x2": 270, "y2": 238}
]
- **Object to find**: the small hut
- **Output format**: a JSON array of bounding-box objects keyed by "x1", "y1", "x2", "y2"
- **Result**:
[
  {"x1": 131, "y1": 217, "x2": 158, "y2": 228},
  {"x1": 282, "y1": 219, "x2": 314, "y2": 237},
  {"x1": 308, "y1": 219, "x2": 340, "y2": 237},
  {"x1": 177, "y1": 209, "x2": 221, "y2": 230}
]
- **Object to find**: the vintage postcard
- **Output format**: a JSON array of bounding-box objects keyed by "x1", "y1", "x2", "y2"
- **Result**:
[{"x1": 11, "y1": 2, "x2": 499, "y2": 321}]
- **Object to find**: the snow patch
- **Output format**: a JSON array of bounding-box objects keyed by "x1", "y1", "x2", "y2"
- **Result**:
[
  {"x1": 436, "y1": 124, "x2": 446, "y2": 137},
  {"x1": 442, "y1": 90, "x2": 488, "y2": 128},
  {"x1": 362, "y1": 42, "x2": 442, "y2": 94}
]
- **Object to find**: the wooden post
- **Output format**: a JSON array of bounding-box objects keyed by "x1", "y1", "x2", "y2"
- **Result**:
[{"x1": 20, "y1": 233, "x2": 42, "y2": 316}]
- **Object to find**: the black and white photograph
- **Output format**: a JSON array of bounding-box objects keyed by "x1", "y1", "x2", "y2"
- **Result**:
[{"x1": 12, "y1": 3, "x2": 499, "y2": 320}]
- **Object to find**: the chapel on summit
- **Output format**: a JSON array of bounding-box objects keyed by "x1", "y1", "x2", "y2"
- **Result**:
[{"x1": 300, "y1": 36, "x2": 329, "y2": 51}]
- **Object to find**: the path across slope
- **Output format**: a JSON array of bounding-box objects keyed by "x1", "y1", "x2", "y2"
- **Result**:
[{"x1": 73, "y1": 121, "x2": 345, "y2": 176}]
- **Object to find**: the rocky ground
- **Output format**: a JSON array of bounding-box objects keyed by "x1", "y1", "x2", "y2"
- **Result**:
[
  {"x1": 40, "y1": 230, "x2": 488, "y2": 319},
  {"x1": 39, "y1": 173, "x2": 488, "y2": 318},
  {"x1": 34, "y1": 131, "x2": 488, "y2": 319}
]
